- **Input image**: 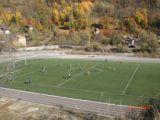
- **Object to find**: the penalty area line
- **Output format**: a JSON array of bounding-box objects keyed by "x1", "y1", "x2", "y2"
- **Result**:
[
  {"x1": 122, "y1": 64, "x2": 140, "y2": 96},
  {"x1": 56, "y1": 63, "x2": 99, "y2": 87}
]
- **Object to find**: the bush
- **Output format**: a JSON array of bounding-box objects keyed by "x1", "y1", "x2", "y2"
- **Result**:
[
  {"x1": 85, "y1": 42, "x2": 102, "y2": 52},
  {"x1": 78, "y1": 31, "x2": 90, "y2": 45},
  {"x1": 30, "y1": 30, "x2": 44, "y2": 45},
  {"x1": 100, "y1": 16, "x2": 118, "y2": 29},
  {"x1": 148, "y1": 32, "x2": 159, "y2": 53},
  {"x1": 139, "y1": 30, "x2": 159, "y2": 53},
  {"x1": 63, "y1": 22, "x2": 75, "y2": 30},
  {"x1": 101, "y1": 37, "x2": 110, "y2": 45},
  {"x1": 92, "y1": 1, "x2": 106, "y2": 17},
  {"x1": 139, "y1": 98, "x2": 160, "y2": 120},
  {"x1": 124, "y1": 18, "x2": 138, "y2": 34},
  {"x1": 92, "y1": 1, "x2": 114, "y2": 17},
  {"x1": 117, "y1": 44, "x2": 130, "y2": 53},
  {"x1": 134, "y1": 9, "x2": 148, "y2": 28},
  {"x1": 150, "y1": 19, "x2": 160, "y2": 29},
  {"x1": 53, "y1": 31, "x2": 90, "y2": 46},
  {"x1": 110, "y1": 35, "x2": 122, "y2": 45}
]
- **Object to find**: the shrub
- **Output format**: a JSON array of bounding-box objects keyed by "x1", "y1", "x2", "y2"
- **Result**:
[
  {"x1": 53, "y1": 31, "x2": 90, "y2": 46},
  {"x1": 135, "y1": 9, "x2": 148, "y2": 28},
  {"x1": 150, "y1": 19, "x2": 160, "y2": 29},
  {"x1": 85, "y1": 42, "x2": 102, "y2": 52},
  {"x1": 100, "y1": 16, "x2": 118, "y2": 29},
  {"x1": 92, "y1": 1, "x2": 106, "y2": 17},
  {"x1": 63, "y1": 22, "x2": 75, "y2": 29},
  {"x1": 110, "y1": 35, "x2": 122, "y2": 45},
  {"x1": 29, "y1": 30, "x2": 44, "y2": 45},
  {"x1": 101, "y1": 37, "x2": 110, "y2": 45},
  {"x1": 139, "y1": 30, "x2": 159, "y2": 53},
  {"x1": 117, "y1": 44, "x2": 130, "y2": 53},
  {"x1": 139, "y1": 98, "x2": 160, "y2": 120},
  {"x1": 124, "y1": 18, "x2": 138, "y2": 34}
]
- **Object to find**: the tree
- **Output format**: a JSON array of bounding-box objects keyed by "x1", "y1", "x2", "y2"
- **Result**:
[
  {"x1": 139, "y1": 30, "x2": 159, "y2": 53},
  {"x1": 52, "y1": 8, "x2": 60, "y2": 25},
  {"x1": 147, "y1": 32, "x2": 159, "y2": 53},
  {"x1": 73, "y1": 5, "x2": 88, "y2": 30},
  {"x1": 139, "y1": 30, "x2": 150, "y2": 52},
  {"x1": 135, "y1": 9, "x2": 148, "y2": 28},
  {"x1": 1, "y1": 11, "x2": 13, "y2": 25},
  {"x1": 124, "y1": 17, "x2": 138, "y2": 34},
  {"x1": 139, "y1": 98, "x2": 160, "y2": 120},
  {"x1": 11, "y1": 15, "x2": 17, "y2": 24},
  {"x1": 45, "y1": 0, "x2": 54, "y2": 7},
  {"x1": 100, "y1": 16, "x2": 118, "y2": 29},
  {"x1": 92, "y1": 1, "x2": 106, "y2": 17},
  {"x1": 15, "y1": 11, "x2": 22, "y2": 25}
]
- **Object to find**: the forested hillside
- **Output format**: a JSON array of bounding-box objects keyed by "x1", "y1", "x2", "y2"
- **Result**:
[{"x1": 0, "y1": 0, "x2": 160, "y2": 56}]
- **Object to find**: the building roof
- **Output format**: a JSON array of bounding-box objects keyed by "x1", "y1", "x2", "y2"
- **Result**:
[{"x1": 0, "y1": 25, "x2": 8, "y2": 31}]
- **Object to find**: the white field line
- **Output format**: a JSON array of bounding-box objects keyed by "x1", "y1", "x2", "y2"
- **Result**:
[
  {"x1": 56, "y1": 64, "x2": 99, "y2": 87},
  {"x1": 11, "y1": 80, "x2": 152, "y2": 99},
  {"x1": 37, "y1": 84, "x2": 152, "y2": 99},
  {"x1": 0, "y1": 87, "x2": 118, "y2": 106},
  {"x1": 12, "y1": 81, "x2": 113, "y2": 95},
  {"x1": 122, "y1": 64, "x2": 140, "y2": 95}
]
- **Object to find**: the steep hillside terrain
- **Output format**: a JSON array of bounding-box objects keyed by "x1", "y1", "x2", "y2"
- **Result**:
[
  {"x1": 0, "y1": 0, "x2": 159, "y2": 56},
  {"x1": 0, "y1": 97, "x2": 110, "y2": 120}
]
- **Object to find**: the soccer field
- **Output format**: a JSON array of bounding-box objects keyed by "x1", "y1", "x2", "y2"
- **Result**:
[{"x1": 1, "y1": 58, "x2": 160, "y2": 106}]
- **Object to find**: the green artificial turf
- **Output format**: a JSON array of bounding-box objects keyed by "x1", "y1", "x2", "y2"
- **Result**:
[{"x1": 1, "y1": 58, "x2": 160, "y2": 106}]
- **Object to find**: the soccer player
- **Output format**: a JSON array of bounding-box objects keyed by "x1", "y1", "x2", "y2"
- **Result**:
[{"x1": 68, "y1": 73, "x2": 71, "y2": 79}]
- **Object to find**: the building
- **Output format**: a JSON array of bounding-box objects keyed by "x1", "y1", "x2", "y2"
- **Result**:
[
  {"x1": 94, "y1": 28, "x2": 100, "y2": 35},
  {"x1": 12, "y1": 35, "x2": 26, "y2": 47},
  {"x1": 0, "y1": 25, "x2": 9, "y2": 34},
  {"x1": 158, "y1": 40, "x2": 160, "y2": 45},
  {"x1": 158, "y1": 36, "x2": 160, "y2": 45}
]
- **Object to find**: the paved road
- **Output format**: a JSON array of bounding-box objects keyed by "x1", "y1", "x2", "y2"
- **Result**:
[
  {"x1": 0, "y1": 51, "x2": 160, "y2": 63},
  {"x1": 0, "y1": 87, "x2": 141, "y2": 117}
]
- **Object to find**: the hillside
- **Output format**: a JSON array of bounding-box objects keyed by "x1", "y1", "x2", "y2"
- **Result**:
[
  {"x1": 0, "y1": 97, "x2": 108, "y2": 120},
  {"x1": 0, "y1": 0, "x2": 160, "y2": 56}
]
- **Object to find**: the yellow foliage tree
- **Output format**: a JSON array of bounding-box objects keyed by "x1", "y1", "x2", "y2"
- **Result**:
[
  {"x1": 135, "y1": 9, "x2": 148, "y2": 28},
  {"x1": 1, "y1": 11, "x2": 13, "y2": 25},
  {"x1": 65, "y1": 6, "x2": 72, "y2": 12},
  {"x1": 73, "y1": 5, "x2": 88, "y2": 29},
  {"x1": 79, "y1": 2, "x2": 93, "y2": 13},
  {"x1": 15, "y1": 11, "x2": 22, "y2": 24},
  {"x1": 52, "y1": 8, "x2": 60, "y2": 25},
  {"x1": 36, "y1": 22, "x2": 43, "y2": 31},
  {"x1": 100, "y1": 16, "x2": 118, "y2": 29},
  {"x1": 60, "y1": 5, "x2": 72, "y2": 23}
]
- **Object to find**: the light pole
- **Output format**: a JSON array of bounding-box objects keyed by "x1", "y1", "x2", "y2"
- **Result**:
[
  {"x1": 3, "y1": 28, "x2": 13, "y2": 87},
  {"x1": 24, "y1": 26, "x2": 33, "y2": 66},
  {"x1": 24, "y1": 35, "x2": 28, "y2": 66}
]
